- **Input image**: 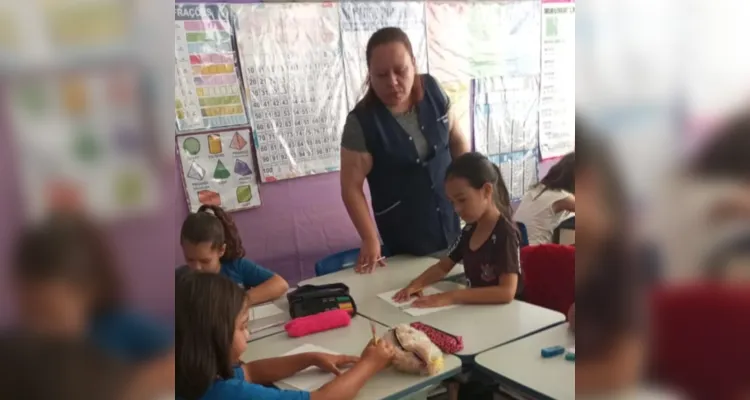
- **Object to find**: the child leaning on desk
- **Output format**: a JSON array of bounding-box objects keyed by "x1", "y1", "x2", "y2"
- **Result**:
[
  {"x1": 176, "y1": 271, "x2": 396, "y2": 400},
  {"x1": 394, "y1": 152, "x2": 522, "y2": 307},
  {"x1": 177, "y1": 205, "x2": 289, "y2": 305}
]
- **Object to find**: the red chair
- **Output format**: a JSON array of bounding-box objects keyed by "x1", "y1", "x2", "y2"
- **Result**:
[
  {"x1": 650, "y1": 284, "x2": 750, "y2": 400},
  {"x1": 520, "y1": 244, "x2": 575, "y2": 316}
]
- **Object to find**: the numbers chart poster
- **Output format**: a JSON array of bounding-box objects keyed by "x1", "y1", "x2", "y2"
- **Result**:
[
  {"x1": 234, "y1": 3, "x2": 346, "y2": 182},
  {"x1": 340, "y1": 1, "x2": 428, "y2": 110},
  {"x1": 178, "y1": 129, "x2": 261, "y2": 213},
  {"x1": 475, "y1": 76, "x2": 540, "y2": 201},
  {"x1": 539, "y1": 0, "x2": 575, "y2": 159},
  {"x1": 175, "y1": 4, "x2": 248, "y2": 133},
  {"x1": 474, "y1": 76, "x2": 540, "y2": 157}
]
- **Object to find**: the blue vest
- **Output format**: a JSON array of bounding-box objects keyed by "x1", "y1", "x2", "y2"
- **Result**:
[{"x1": 353, "y1": 74, "x2": 461, "y2": 256}]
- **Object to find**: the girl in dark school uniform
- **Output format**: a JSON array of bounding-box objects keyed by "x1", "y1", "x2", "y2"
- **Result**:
[
  {"x1": 178, "y1": 204, "x2": 289, "y2": 305},
  {"x1": 176, "y1": 271, "x2": 395, "y2": 400},
  {"x1": 12, "y1": 212, "x2": 174, "y2": 396},
  {"x1": 393, "y1": 152, "x2": 521, "y2": 307}
]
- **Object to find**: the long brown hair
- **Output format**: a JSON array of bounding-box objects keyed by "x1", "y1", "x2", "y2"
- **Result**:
[
  {"x1": 180, "y1": 205, "x2": 245, "y2": 261},
  {"x1": 176, "y1": 272, "x2": 248, "y2": 400},
  {"x1": 533, "y1": 151, "x2": 575, "y2": 199},
  {"x1": 360, "y1": 27, "x2": 424, "y2": 107}
]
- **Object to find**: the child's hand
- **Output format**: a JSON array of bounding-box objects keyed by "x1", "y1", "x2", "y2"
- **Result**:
[
  {"x1": 392, "y1": 285, "x2": 423, "y2": 303},
  {"x1": 311, "y1": 353, "x2": 360, "y2": 376},
  {"x1": 411, "y1": 293, "x2": 453, "y2": 308},
  {"x1": 360, "y1": 339, "x2": 395, "y2": 369}
]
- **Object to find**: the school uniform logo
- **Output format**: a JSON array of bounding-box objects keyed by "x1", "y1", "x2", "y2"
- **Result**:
[{"x1": 480, "y1": 263, "x2": 497, "y2": 282}]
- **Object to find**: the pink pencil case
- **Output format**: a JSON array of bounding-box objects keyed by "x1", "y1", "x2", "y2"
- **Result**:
[
  {"x1": 285, "y1": 309, "x2": 352, "y2": 338},
  {"x1": 410, "y1": 322, "x2": 464, "y2": 354}
]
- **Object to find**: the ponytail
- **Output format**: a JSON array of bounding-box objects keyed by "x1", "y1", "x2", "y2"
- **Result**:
[
  {"x1": 491, "y1": 163, "x2": 521, "y2": 246},
  {"x1": 196, "y1": 205, "x2": 245, "y2": 261}
]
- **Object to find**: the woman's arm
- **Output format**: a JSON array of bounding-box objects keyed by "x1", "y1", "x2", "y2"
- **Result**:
[
  {"x1": 449, "y1": 273, "x2": 518, "y2": 305},
  {"x1": 409, "y1": 257, "x2": 456, "y2": 289},
  {"x1": 340, "y1": 148, "x2": 378, "y2": 244},
  {"x1": 448, "y1": 108, "x2": 470, "y2": 159},
  {"x1": 247, "y1": 275, "x2": 289, "y2": 305}
]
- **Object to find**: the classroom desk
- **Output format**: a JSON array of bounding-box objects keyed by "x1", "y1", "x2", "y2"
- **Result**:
[
  {"x1": 357, "y1": 281, "x2": 566, "y2": 356},
  {"x1": 475, "y1": 323, "x2": 574, "y2": 400},
  {"x1": 297, "y1": 255, "x2": 465, "y2": 299},
  {"x1": 248, "y1": 287, "x2": 297, "y2": 341},
  {"x1": 241, "y1": 315, "x2": 462, "y2": 400}
]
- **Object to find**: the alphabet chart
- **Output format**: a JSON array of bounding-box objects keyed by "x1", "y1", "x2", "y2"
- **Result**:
[
  {"x1": 233, "y1": 3, "x2": 346, "y2": 182},
  {"x1": 178, "y1": 129, "x2": 261, "y2": 212},
  {"x1": 340, "y1": 1, "x2": 428, "y2": 109},
  {"x1": 175, "y1": 4, "x2": 248, "y2": 132}
]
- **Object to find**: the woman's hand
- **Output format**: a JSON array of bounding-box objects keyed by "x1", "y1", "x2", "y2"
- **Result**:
[
  {"x1": 355, "y1": 238, "x2": 386, "y2": 274},
  {"x1": 360, "y1": 339, "x2": 395, "y2": 370},
  {"x1": 412, "y1": 293, "x2": 454, "y2": 308},
  {"x1": 311, "y1": 353, "x2": 360, "y2": 376},
  {"x1": 392, "y1": 284, "x2": 424, "y2": 303}
]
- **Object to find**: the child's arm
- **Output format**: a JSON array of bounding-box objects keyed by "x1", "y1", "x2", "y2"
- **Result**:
[
  {"x1": 410, "y1": 257, "x2": 457, "y2": 289},
  {"x1": 447, "y1": 273, "x2": 518, "y2": 305},
  {"x1": 242, "y1": 353, "x2": 318, "y2": 384},
  {"x1": 309, "y1": 340, "x2": 394, "y2": 400},
  {"x1": 238, "y1": 258, "x2": 290, "y2": 305}
]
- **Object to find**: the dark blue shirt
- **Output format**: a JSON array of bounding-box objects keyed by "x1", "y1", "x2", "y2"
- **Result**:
[
  {"x1": 176, "y1": 258, "x2": 275, "y2": 289},
  {"x1": 89, "y1": 309, "x2": 173, "y2": 363},
  {"x1": 198, "y1": 366, "x2": 310, "y2": 400}
]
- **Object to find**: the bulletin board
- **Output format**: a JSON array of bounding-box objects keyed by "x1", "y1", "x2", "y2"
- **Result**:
[
  {"x1": 233, "y1": 3, "x2": 346, "y2": 182},
  {"x1": 175, "y1": 4, "x2": 249, "y2": 132},
  {"x1": 539, "y1": 0, "x2": 575, "y2": 159}
]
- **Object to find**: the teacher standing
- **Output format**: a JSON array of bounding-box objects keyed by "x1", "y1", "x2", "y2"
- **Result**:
[{"x1": 340, "y1": 27, "x2": 469, "y2": 273}]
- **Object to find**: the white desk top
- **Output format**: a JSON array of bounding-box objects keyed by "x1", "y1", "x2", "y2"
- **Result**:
[
  {"x1": 241, "y1": 315, "x2": 462, "y2": 400},
  {"x1": 475, "y1": 324, "x2": 574, "y2": 400},
  {"x1": 356, "y1": 280, "x2": 566, "y2": 356},
  {"x1": 248, "y1": 287, "x2": 297, "y2": 341},
  {"x1": 297, "y1": 255, "x2": 464, "y2": 299}
]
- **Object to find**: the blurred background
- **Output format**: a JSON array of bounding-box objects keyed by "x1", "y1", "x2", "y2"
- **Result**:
[{"x1": 0, "y1": 0, "x2": 747, "y2": 398}]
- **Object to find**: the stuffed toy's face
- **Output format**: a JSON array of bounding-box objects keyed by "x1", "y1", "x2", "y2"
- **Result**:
[{"x1": 381, "y1": 324, "x2": 444, "y2": 375}]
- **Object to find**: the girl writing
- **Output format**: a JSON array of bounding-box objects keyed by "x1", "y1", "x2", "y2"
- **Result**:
[
  {"x1": 179, "y1": 205, "x2": 289, "y2": 305},
  {"x1": 393, "y1": 152, "x2": 522, "y2": 307},
  {"x1": 176, "y1": 271, "x2": 395, "y2": 400},
  {"x1": 514, "y1": 151, "x2": 575, "y2": 245}
]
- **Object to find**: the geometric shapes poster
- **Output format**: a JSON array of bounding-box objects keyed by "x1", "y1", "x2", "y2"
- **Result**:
[
  {"x1": 233, "y1": 3, "x2": 346, "y2": 182},
  {"x1": 177, "y1": 129, "x2": 261, "y2": 212},
  {"x1": 175, "y1": 4, "x2": 249, "y2": 132},
  {"x1": 5, "y1": 71, "x2": 159, "y2": 221}
]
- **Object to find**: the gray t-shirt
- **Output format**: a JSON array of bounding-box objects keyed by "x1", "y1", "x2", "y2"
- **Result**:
[{"x1": 340, "y1": 87, "x2": 450, "y2": 160}]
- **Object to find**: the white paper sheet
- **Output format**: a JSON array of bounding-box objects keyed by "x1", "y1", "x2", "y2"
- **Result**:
[
  {"x1": 377, "y1": 286, "x2": 443, "y2": 308},
  {"x1": 251, "y1": 303, "x2": 285, "y2": 320},
  {"x1": 278, "y1": 344, "x2": 342, "y2": 391}
]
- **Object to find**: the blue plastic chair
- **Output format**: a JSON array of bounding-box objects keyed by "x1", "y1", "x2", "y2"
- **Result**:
[
  {"x1": 516, "y1": 222, "x2": 529, "y2": 247},
  {"x1": 314, "y1": 246, "x2": 391, "y2": 277}
]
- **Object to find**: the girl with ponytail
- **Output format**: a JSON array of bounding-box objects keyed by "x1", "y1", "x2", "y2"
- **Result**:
[
  {"x1": 393, "y1": 152, "x2": 522, "y2": 307},
  {"x1": 179, "y1": 205, "x2": 289, "y2": 305}
]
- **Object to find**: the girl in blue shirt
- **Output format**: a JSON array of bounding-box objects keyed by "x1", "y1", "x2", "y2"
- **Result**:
[
  {"x1": 179, "y1": 205, "x2": 289, "y2": 305},
  {"x1": 12, "y1": 212, "x2": 174, "y2": 397},
  {"x1": 176, "y1": 271, "x2": 394, "y2": 400}
]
